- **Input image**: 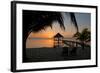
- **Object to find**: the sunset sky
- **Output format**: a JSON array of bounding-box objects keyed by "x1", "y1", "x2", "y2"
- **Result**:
[
  {"x1": 28, "y1": 12, "x2": 91, "y2": 39},
  {"x1": 26, "y1": 12, "x2": 91, "y2": 48}
]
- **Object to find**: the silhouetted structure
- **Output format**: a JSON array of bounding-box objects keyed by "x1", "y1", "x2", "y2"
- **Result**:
[{"x1": 54, "y1": 33, "x2": 64, "y2": 48}]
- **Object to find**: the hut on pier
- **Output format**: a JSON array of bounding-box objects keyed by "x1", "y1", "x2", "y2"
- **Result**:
[{"x1": 53, "y1": 33, "x2": 64, "y2": 48}]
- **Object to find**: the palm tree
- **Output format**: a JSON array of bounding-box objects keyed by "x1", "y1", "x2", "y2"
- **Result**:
[
  {"x1": 73, "y1": 28, "x2": 91, "y2": 50},
  {"x1": 23, "y1": 10, "x2": 78, "y2": 61}
]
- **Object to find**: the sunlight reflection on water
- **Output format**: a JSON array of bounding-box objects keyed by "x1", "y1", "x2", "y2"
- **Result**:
[{"x1": 26, "y1": 38, "x2": 54, "y2": 48}]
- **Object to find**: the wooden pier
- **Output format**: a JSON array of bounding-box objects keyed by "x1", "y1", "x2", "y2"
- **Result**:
[{"x1": 63, "y1": 40, "x2": 89, "y2": 47}]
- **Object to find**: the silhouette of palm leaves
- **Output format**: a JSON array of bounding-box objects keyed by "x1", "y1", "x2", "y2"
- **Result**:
[
  {"x1": 73, "y1": 28, "x2": 90, "y2": 50},
  {"x1": 23, "y1": 10, "x2": 78, "y2": 41},
  {"x1": 73, "y1": 28, "x2": 90, "y2": 42}
]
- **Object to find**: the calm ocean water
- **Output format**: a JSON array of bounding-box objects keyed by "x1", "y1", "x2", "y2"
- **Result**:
[{"x1": 26, "y1": 38, "x2": 76, "y2": 48}]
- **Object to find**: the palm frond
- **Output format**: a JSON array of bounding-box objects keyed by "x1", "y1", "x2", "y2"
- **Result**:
[
  {"x1": 23, "y1": 10, "x2": 79, "y2": 41},
  {"x1": 56, "y1": 13, "x2": 65, "y2": 30},
  {"x1": 70, "y1": 13, "x2": 78, "y2": 32},
  {"x1": 73, "y1": 28, "x2": 91, "y2": 42}
]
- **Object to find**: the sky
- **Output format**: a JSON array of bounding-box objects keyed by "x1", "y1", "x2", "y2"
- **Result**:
[
  {"x1": 28, "y1": 12, "x2": 91, "y2": 39},
  {"x1": 26, "y1": 12, "x2": 91, "y2": 48}
]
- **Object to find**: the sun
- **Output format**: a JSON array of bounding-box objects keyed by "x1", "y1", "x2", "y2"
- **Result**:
[{"x1": 46, "y1": 32, "x2": 54, "y2": 38}]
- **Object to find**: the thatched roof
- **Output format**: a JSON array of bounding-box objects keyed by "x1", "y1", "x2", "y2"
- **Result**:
[{"x1": 54, "y1": 33, "x2": 64, "y2": 38}]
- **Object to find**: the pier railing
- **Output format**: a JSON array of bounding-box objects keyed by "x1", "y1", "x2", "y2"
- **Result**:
[{"x1": 63, "y1": 40, "x2": 90, "y2": 47}]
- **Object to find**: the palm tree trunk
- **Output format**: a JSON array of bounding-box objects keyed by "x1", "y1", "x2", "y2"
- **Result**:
[{"x1": 81, "y1": 42, "x2": 85, "y2": 50}]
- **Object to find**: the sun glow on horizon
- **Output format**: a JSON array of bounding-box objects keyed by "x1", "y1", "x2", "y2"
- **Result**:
[{"x1": 29, "y1": 31, "x2": 54, "y2": 38}]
